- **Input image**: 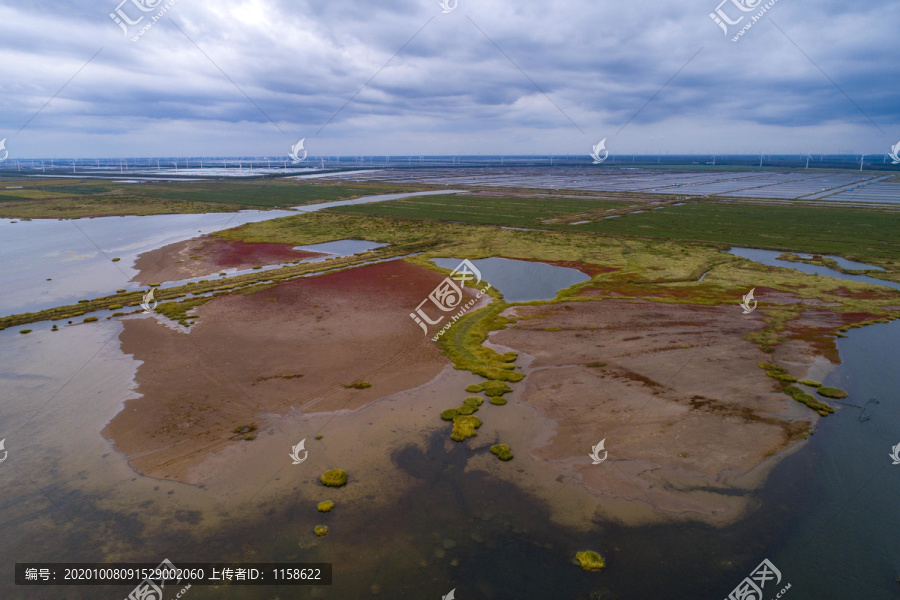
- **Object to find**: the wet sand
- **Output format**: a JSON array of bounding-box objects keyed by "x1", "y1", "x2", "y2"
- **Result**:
[
  {"x1": 104, "y1": 260, "x2": 467, "y2": 481},
  {"x1": 131, "y1": 235, "x2": 329, "y2": 284},
  {"x1": 105, "y1": 260, "x2": 838, "y2": 529}
]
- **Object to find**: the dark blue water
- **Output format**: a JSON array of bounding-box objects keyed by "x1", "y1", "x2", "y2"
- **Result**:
[
  {"x1": 430, "y1": 257, "x2": 590, "y2": 302},
  {"x1": 728, "y1": 247, "x2": 900, "y2": 291},
  {"x1": 768, "y1": 321, "x2": 900, "y2": 599}
]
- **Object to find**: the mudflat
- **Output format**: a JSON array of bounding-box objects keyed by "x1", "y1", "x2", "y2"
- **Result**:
[
  {"x1": 131, "y1": 235, "x2": 329, "y2": 285},
  {"x1": 104, "y1": 260, "x2": 461, "y2": 481}
]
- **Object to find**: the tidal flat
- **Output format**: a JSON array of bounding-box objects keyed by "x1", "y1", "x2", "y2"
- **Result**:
[{"x1": 3, "y1": 179, "x2": 900, "y2": 598}]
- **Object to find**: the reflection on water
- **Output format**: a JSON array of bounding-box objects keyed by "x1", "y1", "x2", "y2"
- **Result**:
[
  {"x1": 728, "y1": 247, "x2": 900, "y2": 291},
  {"x1": 431, "y1": 257, "x2": 590, "y2": 302}
]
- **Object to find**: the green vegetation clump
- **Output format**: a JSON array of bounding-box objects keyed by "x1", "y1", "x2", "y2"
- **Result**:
[
  {"x1": 108, "y1": 304, "x2": 123, "y2": 310},
  {"x1": 784, "y1": 385, "x2": 835, "y2": 416},
  {"x1": 450, "y1": 416, "x2": 483, "y2": 442},
  {"x1": 457, "y1": 405, "x2": 476, "y2": 416},
  {"x1": 321, "y1": 469, "x2": 348, "y2": 487},
  {"x1": 463, "y1": 396, "x2": 483, "y2": 408},
  {"x1": 441, "y1": 408, "x2": 460, "y2": 421},
  {"x1": 51, "y1": 325, "x2": 58, "y2": 331},
  {"x1": 759, "y1": 363, "x2": 798, "y2": 383},
  {"x1": 586, "y1": 361, "x2": 607, "y2": 368},
  {"x1": 83, "y1": 317, "x2": 98, "y2": 323},
  {"x1": 346, "y1": 381, "x2": 372, "y2": 389},
  {"x1": 314, "y1": 525, "x2": 328, "y2": 537},
  {"x1": 233, "y1": 425, "x2": 257, "y2": 434},
  {"x1": 112, "y1": 257, "x2": 120, "y2": 262},
  {"x1": 817, "y1": 386, "x2": 848, "y2": 399},
  {"x1": 798, "y1": 379, "x2": 822, "y2": 387},
  {"x1": 116, "y1": 289, "x2": 126, "y2": 293},
  {"x1": 481, "y1": 380, "x2": 513, "y2": 396},
  {"x1": 317, "y1": 501, "x2": 335, "y2": 512},
  {"x1": 490, "y1": 444, "x2": 514, "y2": 461},
  {"x1": 574, "y1": 551, "x2": 606, "y2": 572},
  {"x1": 19, "y1": 329, "x2": 32, "y2": 334},
  {"x1": 489, "y1": 396, "x2": 507, "y2": 405},
  {"x1": 315, "y1": 435, "x2": 323, "y2": 440},
  {"x1": 465, "y1": 383, "x2": 484, "y2": 393}
]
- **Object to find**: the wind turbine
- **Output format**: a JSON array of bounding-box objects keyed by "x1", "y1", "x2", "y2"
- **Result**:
[{"x1": 805, "y1": 152, "x2": 812, "y2": 169}]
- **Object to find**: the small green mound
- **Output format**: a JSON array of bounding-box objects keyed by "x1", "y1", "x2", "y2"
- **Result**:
[
  {"x1": 817, "y1": 386, "x2": 848, "y2": 399},
  {"x1": 321, "y1": 469, "x2": 348, "y2": 487},
  {"x1": 481, "y1": 380, "x2": 513, "y2": 396},
  {"x1": 574, "y1": 550, "x2": 606, "y2": 572},
  {"x1": 450, "y1": 416, "x2": 483, "y2": 442},
  {"x1": 798, "y1": 379, "x2": 822, "y2": 387},
  {"x1": 19, "y1": 329, "x2": 32, "y2": 334},
  {"x1": 441, "y1": 408, "x2": 460, "y2": 421},
  {"x1": 84, "y1": 317, "x2": 98, "y2": 323},
  {"x1": 457, "y1": 405, "x2": 476, "y2": 416},
  {"x1": 317, "y1": 501, "x2": 335, "y2": 512},
  {"x1": 784, "y1": 385, "x2": 835, "y2": 416},
  {"x1": 315, "y1": 434, "x2": 323, "y2": 440},
  {"x1": 489, "y1": 396, "x2": 507, "y2": 405},
  {"x1": 586, "y1": 361, "x2": 606, "y2": 368},
  {"x1": 346, "y1": 381, "x2": 372, "y2": 389},
  {"x1": 463, "y1": 396, "x2": 484, "y2": 408},
  {"x1": 490, "y1": 444, "x2": 514, "y2": 461},
  {"x1": 314, "y1": 525, "x2": 328, "y2": 537},
  {"x1": 233, "y1": 425, "x2": 257, "y2": 435},
  {"x1": 112, "y1": 257, "x2": 121, "y2": 262},
  {"x1": 465, "y1": 383, "x2": 484, "y2": 393},
  {"x1": 116, "y1": 289, "x2": 127, "y2": 293},
  {"x1": 760, "y1": 363, "x2": 797, "y2": 383}
]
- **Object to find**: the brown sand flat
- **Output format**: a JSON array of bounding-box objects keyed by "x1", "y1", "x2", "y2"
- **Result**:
[
  {"x1": 104, "y1": 259, "x2": 472, "y2": 481},
  {"x1": 131, "y1": 235, "x2": 328, "y2": 284},
  {"x1": 484, "y1": 299, "x2": 824, "y2": 526}
]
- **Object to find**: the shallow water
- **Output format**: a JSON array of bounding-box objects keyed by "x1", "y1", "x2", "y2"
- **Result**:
[
  {"x1": 430, "y1": 257, "x2": 590, "y2": 302},
  {"x1": 0, "y1": 190, "x2": 464, "y2": 317},
  {"x1": 728, "y1": 247, "x2": 900, "y2": 291}
]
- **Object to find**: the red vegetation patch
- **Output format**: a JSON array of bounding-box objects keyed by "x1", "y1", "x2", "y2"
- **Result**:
[
  {"x1": 827, "y1": 286, "x2": 895, "y2": 301},
  {"x1": 202, "y1": 238, "x2": 328, "y2": 268}
]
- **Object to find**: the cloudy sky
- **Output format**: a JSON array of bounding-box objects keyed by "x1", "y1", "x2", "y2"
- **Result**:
[{"x1": 0, "y1": 0, "x2": 897, "y2": 158}]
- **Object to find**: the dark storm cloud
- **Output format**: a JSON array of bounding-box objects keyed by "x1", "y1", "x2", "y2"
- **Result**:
[{"x1": 0, "y1": 0, "x2": 896, "y2": 157}]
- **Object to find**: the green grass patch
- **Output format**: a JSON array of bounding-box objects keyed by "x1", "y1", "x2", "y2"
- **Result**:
[
  {"x1": 441, "y1": 408, "x2": 460, "y2": 421},
  {"x1": 320, "y1": 469, "x2": 348, "y2": 487},
  {"x1": 314, "y1": 525, "x2": 328, "y2": 537},
  {"x1": 784, "y1": 385, "x2": 835, "y2": 416},
  {"x1": 817, "y1": 386, "x2": 848, "y2": 399},
  {"x1": 346, "y1": 381, "x2": 372, "y2": 389},
  {"x1": 450, "y1": 416, "x2": 483, "y2": 442},
  {"x1": 798, "y1": 379, "x2": 822, "y2": 387},
  {"x1": 489, "y1": 396, "x2": 507, "y2": 405},
  {"x1": 317, "y1": 501, "x2": 335, "y2": 512},
  {"x1": 574, "y1": 551, "x2": 606, "y2": 572},
  {"x1": 330, "y1": 194, "x2": 631, "y2": 229},
  {"x1": 490, "y1": 444, "x2": 514, "y2": 461}
]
